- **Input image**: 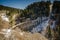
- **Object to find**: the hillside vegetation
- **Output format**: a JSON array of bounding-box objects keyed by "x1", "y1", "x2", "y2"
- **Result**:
[{"x1": 0, "y1": 1, "x2": 60, "y2": 40}]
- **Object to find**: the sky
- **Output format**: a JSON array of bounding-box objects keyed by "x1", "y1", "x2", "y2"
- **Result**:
[{"x1": 0, "y1": 0, "x2": 54, "y2": 9}]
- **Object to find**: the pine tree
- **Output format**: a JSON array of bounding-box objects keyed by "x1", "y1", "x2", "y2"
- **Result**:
[{"x1": 46, "y1": 25, "x2": 52, "y2": 40}]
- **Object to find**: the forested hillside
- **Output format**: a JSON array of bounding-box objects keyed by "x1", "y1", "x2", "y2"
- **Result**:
[{"x1": 0, "y1": 1, "x2": 60, "y2": 40}]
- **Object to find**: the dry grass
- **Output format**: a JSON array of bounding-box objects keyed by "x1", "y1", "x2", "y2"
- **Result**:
[{"x1": 0, "y1": 27, "x2": 48, "y2": 40}]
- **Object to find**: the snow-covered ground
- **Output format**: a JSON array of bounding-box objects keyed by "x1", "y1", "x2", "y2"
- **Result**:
[
  {"x1": 50, "y1": 21, "x2": 56, "y2": 29},
  {"x1": 31, "y1": 17, "x2": 49, "y2": 33},
  {"x1": 1, "y1": 13, "x2": 9, "y2": 22},
  {"x1": 31, "y1": 16, "x2": 56, "y2": 34}
]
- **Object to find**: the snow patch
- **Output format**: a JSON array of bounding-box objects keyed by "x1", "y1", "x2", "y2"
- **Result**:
[
  {"x1": 1, "y1": 29, "x2": 12, "y2": 38},
  {"x1": 1, "y1": 15, "x2": 9, "y2": 22}
]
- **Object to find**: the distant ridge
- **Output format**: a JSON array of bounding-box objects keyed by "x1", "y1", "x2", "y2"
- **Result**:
[{"x1": 0, "y1": 5, "x2": 22, "y2": 10}]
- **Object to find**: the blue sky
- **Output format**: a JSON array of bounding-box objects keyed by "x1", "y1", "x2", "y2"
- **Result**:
[{"x1": 0, "y1": 0, "x2": 54, "y2": 9}]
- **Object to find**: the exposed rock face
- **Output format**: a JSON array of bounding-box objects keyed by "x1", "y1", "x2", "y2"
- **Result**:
[
  {"x1": 0, "y1": 10, "x2": 10, "y2": 30},
  {"x1": 0, "y1": 18, "x2": 10, "y2": 30}
]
